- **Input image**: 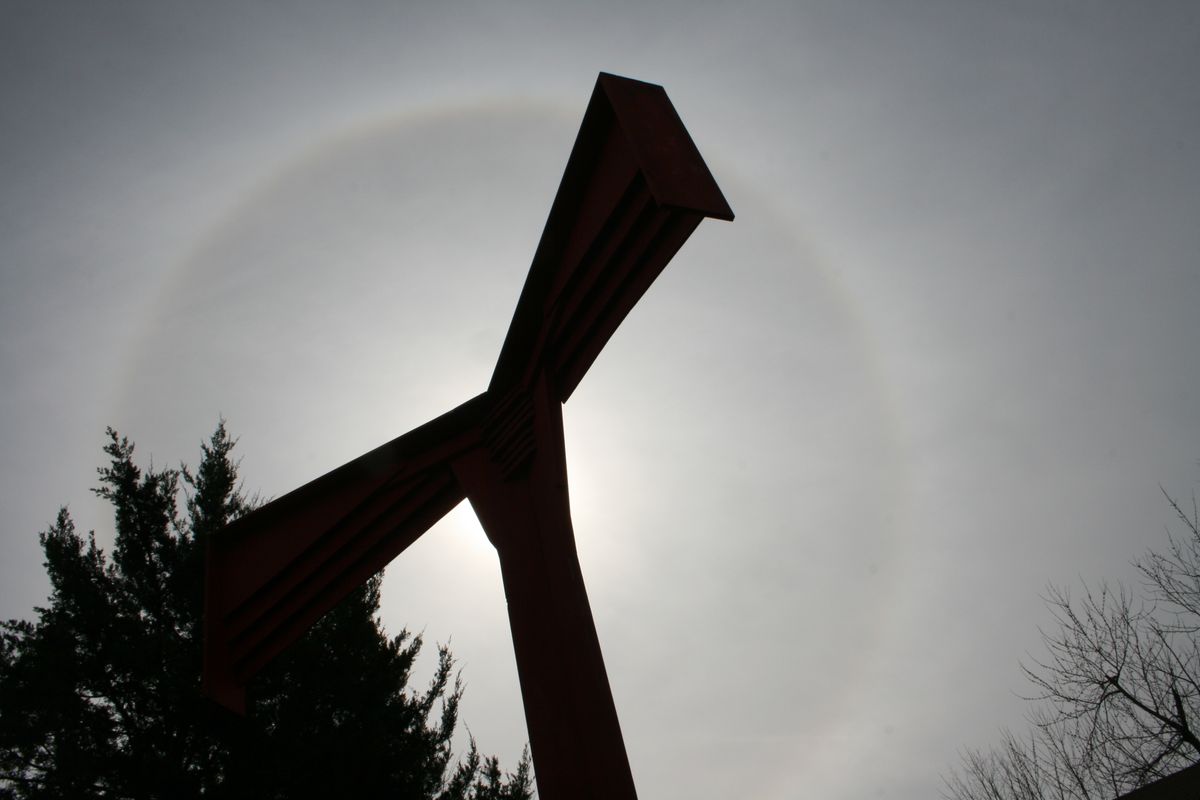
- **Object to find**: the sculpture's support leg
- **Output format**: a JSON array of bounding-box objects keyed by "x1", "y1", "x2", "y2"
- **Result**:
[{"x1": 452, "y1": 374, "x2": 637, "y2": 800}]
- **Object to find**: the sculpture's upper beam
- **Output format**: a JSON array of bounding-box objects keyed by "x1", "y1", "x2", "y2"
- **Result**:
[{"x1": 489, "y1": 73, "x2": 733, "y2": 401}]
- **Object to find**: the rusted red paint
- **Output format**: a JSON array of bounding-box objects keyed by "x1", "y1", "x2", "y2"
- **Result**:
[{"x1": 204, "y1": 72, "x2": 732, "y2": 799}]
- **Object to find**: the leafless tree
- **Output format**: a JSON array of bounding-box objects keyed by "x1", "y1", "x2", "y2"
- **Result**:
[{"x1": 943, "y1": 491, "x2": 1200, "y2": 800}]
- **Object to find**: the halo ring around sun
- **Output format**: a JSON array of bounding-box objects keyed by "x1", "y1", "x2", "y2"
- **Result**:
[{"x1": 112, "y1": 96, "x2": 910, "y2": 786}]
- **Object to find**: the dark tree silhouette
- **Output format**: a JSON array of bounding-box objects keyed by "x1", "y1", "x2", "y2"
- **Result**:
[
  {"x1": 0, "y1": 423, "x2": 531, "y2": 799},
  {"x1": 944, "y1": 489, "x2": 1200, "y2": 800}
]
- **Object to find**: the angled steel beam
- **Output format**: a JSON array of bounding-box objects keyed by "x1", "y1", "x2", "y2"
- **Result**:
[
  {"x1": 204, "y1": 393, "x2": 488, "y2": 713},
  {"x1": 491, "y1": 72, "x2": 733, "y2": 400},
  {"x1": 204, "y1": 72, "x2": 733, "y2": 800}
]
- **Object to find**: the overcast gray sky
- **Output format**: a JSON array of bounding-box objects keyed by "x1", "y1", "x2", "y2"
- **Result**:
[{"x1": 3, "y1": 2, "x2": 1199, "y2": 797}]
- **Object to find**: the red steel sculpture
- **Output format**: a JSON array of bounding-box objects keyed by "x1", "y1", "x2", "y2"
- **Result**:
[{"x1": 203, "y1": 72, "x2": 733, "y2": 799}]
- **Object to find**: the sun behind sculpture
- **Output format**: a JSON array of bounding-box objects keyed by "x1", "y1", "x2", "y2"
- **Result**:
[{"x1": 203, "y1": 73, "x2": 732, "y2": 800}]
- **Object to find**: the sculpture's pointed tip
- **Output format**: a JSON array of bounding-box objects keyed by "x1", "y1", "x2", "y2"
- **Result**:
[{"x1": 203, "y1": 675, "x2": 247, "y2": 716}]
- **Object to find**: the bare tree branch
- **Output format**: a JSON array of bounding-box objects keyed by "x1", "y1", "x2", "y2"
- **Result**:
[{"x1": 945, "y1": 488, "x2": 1200, "y2": 800}]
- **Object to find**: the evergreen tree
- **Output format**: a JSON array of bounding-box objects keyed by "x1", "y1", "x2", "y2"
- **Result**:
[{"x1": 0, "y1": 424, "x2": 532, "y2": 799}]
